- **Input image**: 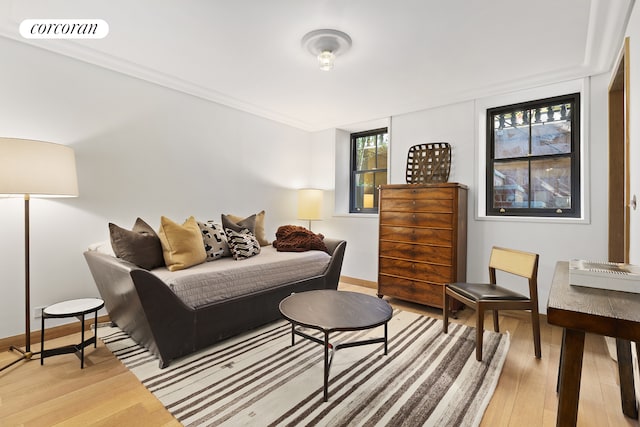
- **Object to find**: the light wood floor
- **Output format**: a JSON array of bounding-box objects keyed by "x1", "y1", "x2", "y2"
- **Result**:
[{"x1": 0, "y1": 283, "x2": 638, "y2": 426}]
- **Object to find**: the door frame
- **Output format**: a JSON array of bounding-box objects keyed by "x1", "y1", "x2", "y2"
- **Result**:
[{"x1": 608, "y1": 37, "x2": 630, "y2": 263}]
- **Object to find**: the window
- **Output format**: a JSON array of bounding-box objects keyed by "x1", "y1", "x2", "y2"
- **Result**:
[
  {"x1": 486, "y1": 93, "x2": 580, "y2": 218},
  {"x1": 350, "y1": 128, "x2": 388, "y2": 213}
]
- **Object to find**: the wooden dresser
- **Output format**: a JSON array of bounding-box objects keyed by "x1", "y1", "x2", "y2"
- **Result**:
[{"x1": 377, "y1": 183, "x2": 468, "y2": 309}]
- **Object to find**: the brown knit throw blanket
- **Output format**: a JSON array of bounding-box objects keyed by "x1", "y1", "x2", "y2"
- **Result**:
[{"x1": 272, "y1": 225, "x2": 329, "y2": 253}]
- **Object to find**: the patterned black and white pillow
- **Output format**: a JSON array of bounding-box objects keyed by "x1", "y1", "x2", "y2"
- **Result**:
[
  {"x1": 225, "y1": 228, "x2": 261, "y2": 260},
  {"x1": 197, "y1": 221, "x2": 230, "y2": 260}
]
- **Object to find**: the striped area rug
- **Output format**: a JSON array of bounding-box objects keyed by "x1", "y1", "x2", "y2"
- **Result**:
[{"x1": 99, "y1": 309, "x2": 509, "y2": 426}]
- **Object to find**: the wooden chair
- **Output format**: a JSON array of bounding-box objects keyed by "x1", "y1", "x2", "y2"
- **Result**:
[{"x1": 442, "y1": 246, "x2": 541, "y2": 361}]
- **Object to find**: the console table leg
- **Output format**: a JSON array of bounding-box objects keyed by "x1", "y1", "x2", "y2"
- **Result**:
[
  {"x1": 616, "y1": 338, "x2": 638, "y2": 418},
  {"x1": 556, "y1": 328, "x2": 565, "y2": 393},
  {"x1": 557, "y1": 328, "x2": 585, "y2": 427}
]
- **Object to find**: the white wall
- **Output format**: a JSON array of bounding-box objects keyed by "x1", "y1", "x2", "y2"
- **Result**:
[
  {"x1": 626, "y1": 3, "x2": 640, "y2": 264},
  {"x1": 318, "y1": 75, "x2": 610, "y2": 313},
  {"x1": 0, "y1": 37, "x2": 312, "y2": 338}
]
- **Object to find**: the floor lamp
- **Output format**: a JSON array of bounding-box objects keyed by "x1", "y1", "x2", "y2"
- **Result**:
[
  {"x1": 298, "y1": 188, "x2": 323, "y2": 231},
  {"x1": 0, "y1": 138, "x2": 78, "y2": 372}
]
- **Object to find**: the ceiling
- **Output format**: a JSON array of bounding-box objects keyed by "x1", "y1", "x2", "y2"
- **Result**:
[{"x1": 0, "y1": 0, "x2": 634, "y2": 132}]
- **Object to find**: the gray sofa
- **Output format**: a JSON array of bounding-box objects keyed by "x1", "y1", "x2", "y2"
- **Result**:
[{"x1": 84, "y1": 238, "x2": 346, "y2": 368}]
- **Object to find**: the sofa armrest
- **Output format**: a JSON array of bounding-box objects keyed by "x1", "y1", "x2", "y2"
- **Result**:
[
  {"x1": 323, "y1": 238, "x2": 344, "y2": 256},
  {"x1": 321, "y1": 238, "x2": 346, "y2": 288}
]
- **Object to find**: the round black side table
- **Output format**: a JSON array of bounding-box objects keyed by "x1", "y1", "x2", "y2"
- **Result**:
[{"x1": 40, "y1": 298, "x2": 104, "y2": 369}]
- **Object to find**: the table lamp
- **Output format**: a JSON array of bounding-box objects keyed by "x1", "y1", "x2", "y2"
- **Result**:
[
  {"x1": 297, "y1": 188, "x2": 323, "y2": 231},
  {"x1": 0, "y1": 137, "x2": 78, "y2": 372}
]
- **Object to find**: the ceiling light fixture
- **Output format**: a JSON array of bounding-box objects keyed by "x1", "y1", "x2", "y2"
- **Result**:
[{"x1": 302, "y1": 29, "x2": 352, "y2": 71}]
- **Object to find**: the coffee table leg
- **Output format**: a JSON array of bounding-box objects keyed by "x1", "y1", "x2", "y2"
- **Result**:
[
  {"x1": 384, "y1": 323, "x2": 388, "y2": 355},
  {"x1": 291, "y1": 323, "x2": 295, "y2": 346},
  {"x1": 324, "y1": 330, "x2": 329, "y2": 402}
]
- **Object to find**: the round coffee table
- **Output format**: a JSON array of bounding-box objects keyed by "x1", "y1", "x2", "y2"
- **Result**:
[{"x1": 279, "y1": 289, "x2": 393, "y2": 402}]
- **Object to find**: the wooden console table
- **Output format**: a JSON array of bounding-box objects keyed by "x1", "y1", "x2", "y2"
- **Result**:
[{"x1": 547, "y1": 261, "x2": 640, "y2": 426}]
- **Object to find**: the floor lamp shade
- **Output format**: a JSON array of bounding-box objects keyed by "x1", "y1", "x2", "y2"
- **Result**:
[
  {"x1": 0, "y1": 138, "x2": 79, "y2": 197},
  {"x1": 0, "y1": 137, "x2": 78, "y2": 372},
  {"x1": 298, "y1": 189, "x2": 322, "y2": 230}
]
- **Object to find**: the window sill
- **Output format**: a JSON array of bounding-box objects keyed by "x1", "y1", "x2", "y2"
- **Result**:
[
  {"x1": 475, "y1": 214, "x2": 589, "y2": 225},
  {"x1": 332, "y1": 212, "x2": 379, "y2": 219}
]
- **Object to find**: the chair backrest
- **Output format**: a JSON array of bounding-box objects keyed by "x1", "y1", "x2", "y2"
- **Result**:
[{"x1": 489, "y1": 246, "x2": 539, "y2": 279}]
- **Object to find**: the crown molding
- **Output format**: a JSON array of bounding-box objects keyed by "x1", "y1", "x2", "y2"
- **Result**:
[{"x1": 583, "y1": 0, "x2": 635, "y2": 73}]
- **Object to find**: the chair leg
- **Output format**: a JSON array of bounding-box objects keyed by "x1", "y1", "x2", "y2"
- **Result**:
[
  {"x1": 443, "y1": 290, "x2": 449, "y2": 333},
  {"x1": 476, "y1": 307, "x2": 484, "y2": 361},
  {"x1": 493, "y1": 310, "x2": 500, "y2": 332},
  {"x1": 531, "y1": 307, "x2": 542, "y2": 358}
]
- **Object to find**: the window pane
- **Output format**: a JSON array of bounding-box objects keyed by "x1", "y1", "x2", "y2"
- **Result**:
[
  {"x1": 377, "y1": 133, "x2": 389, "y2": 169},
  {"x1": 531, "y1": 104, "x2": 572, "y2": 155},
  {"x1": 531, "y1": 157, "x2": 571, "y2": 208},
  {"x1": 355, "y1": 133, "x2": 388, "y2": 172},
  {"x1": 493, "y1": 160, "x2": 529, "y2": 209},
  {"x1": 353, "y1": 171, "x2": 387, "y2": 211},
  {"x1": 354, "y1": 136, "x2": 370, "y2": 171},
  {"x1": 494, "y1": 111, "x2": 529, "y2": 159}
]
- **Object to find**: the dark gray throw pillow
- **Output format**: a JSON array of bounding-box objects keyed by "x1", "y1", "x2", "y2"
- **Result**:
[
  {"x1": 109, "y1": 218, "x2": 165, "y2": 270},
  {"x1": 221, "y1": 213, "x2": 256, "y2": 234}
]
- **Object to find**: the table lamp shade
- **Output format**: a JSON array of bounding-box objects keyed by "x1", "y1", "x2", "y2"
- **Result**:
[
  {"x1": 297, "y1": 188, "x2": 323, "y2": 221},
  {"x1": 0, "y1": 138, "x2": 78, "y2": 197}
]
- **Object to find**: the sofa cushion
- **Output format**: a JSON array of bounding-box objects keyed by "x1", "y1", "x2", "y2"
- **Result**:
[
  {"x1": 197, "y1": 221, "x2": 230, "y2": 260},
  {"x1": 225, "y1": 228, "x2": 261, "y2": 260},
  {"x1": 149, "y1": 245, "x2": 332, "y2": 309},
  {"x1": 108, "y1": 218, "x2": 165, "y2": 270},
  {"x1": 158, "y1": 216, "x2": 207, "y2": 271},
  {"x1": 226, "y1": 210, "x2": 270, "y2": 246}
]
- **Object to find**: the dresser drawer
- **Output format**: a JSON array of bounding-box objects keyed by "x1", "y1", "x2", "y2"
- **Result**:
[
  {"x1": 379, "y1": 187, "x2": 454, "y2": 201},
  {"x1": 380, "y1": 226, "x2": 452, "y2": 245},
  {"x1": 379, "y1": 211, "x2": 453, "y2": 228},
  {"x1": 378, "y1": 241, "x2": 452, "y2": 265},
  {"x1": 380, "y1": 197, "x2": 453, "y2": 213},
  {"x1": 378, "y1": 257, "x2": 453, "y2": 283},
  {"x1": 377, "y1": 275, "x2": 445, "y2": 308}
]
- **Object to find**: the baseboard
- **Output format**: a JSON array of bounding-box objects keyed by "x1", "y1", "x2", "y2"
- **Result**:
[
  {"x1": 340, "y1": 275, "x2": 377, "y2": 289},
  {"x1": 0, "y1": 314, "x2": 111, "y2": 353}
]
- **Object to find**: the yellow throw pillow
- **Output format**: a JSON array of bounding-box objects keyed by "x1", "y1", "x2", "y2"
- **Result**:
[
  {"x1": 158, "y1": 216, "x2": 207, "y2": 271},
  {"x1": 227, "y1": 210, "x2": 270, "y2": 246}
]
